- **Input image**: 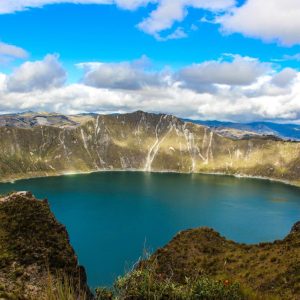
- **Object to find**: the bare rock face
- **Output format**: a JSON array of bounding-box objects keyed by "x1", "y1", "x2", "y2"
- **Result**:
[
  {"x1": 0, "y1": 192, "x2": 92, "y2": 299},
  {"x1": 0, "y1": 111, "x2": 299, "y2": 186}
]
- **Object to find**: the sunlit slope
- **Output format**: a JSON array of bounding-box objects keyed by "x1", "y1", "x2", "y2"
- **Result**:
[{"x1": 0, "y1": 111, "x2": 299, "y2": 185}]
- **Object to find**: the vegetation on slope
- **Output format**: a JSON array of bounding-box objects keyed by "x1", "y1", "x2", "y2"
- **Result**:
[
  {"x1": 136, "y1": 224, "x2": 300, "y2": 300},
  {"x1": 96, "y1": 266, "x2": 262, "y2": 300},
  {"x1": 95, "y1": 223, "x2": 300, "y2": 300},
  {"x1": 0, "y1": 192, "x2": 91, "y2": 299},
  {"x1": 0, "y1": 111, "x2": 299, "y2": 186}
]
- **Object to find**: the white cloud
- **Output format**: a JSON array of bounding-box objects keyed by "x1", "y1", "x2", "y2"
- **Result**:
[
  {"x1": 271, "y1": 68, "x2": 297, "y2": 88},
  {"x1": 177, "y1": 55, "x2": 270, "y2": 92},
  {"x1": 6, "y1": 54, "x2": 66, "y2": 92},
  {"x1": 157, "y1": 27, "x2": 187, "y2": 41},
  {"x1": 1, "y1": 77, "x2": 300, "y2": 123},
  {"x1": 0, "y1": 0, "x2": 155, "y2": 14},
  {"x1": 1, "y1": 55, "x2": 300, "y2": 123},
  {"x1": 0, "y1": 1, "x2": 109, "y2": 14},
  {"x1": 0, "y1": 42, "x2": 28, "y2": 64},
  {"x1": 241, "y1": 68, "x2": 298, "y2": 98},
  {"x1": 114, "y1": 0, "x2": 154, "y2": 10},
  {"x1": 2, "y1": 0, "x2": 300, "y2": 45},
  {"x1": 0, "y1": 42, "x2": 28, "y2": 58},
  {"x1": 138, "y1": 0, "x2": 235, "y2": 40},
  {"x1": 78, "y1": 57, "x2": 166, "y2": 90},
  {"x1": 0, "y1": 0, "x2": 235, "y2": 40},
  {"x1": 218, "y1": 0, "x2": 300, "y2": 46}
]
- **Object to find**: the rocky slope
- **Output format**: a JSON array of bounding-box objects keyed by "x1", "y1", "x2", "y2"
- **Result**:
[
  {"x1": 0, "y1": 192, "x2": 91, "y2": 299},
  {"x1": 0, "y1": 111, "x2": 299, "y2": 185},
  {"x1": 139, "y1": 222, "x2": 300, "y2": 299}
]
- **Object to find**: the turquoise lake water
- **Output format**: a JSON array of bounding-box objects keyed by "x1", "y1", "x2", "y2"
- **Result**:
[{"x1": 0, "y1": 172, "x2": 299, "y2": 287}]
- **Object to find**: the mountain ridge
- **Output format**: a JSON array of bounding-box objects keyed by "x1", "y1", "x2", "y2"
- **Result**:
[
  {"x1": 1, "y1": 110, "x2": 299, "y2": 140},
  {"x1": 185, "y1": 119, "x2": 300, "y2": 141},
  {"x1": 0, "y1": 111, "x2": 299, "y2": 186}
]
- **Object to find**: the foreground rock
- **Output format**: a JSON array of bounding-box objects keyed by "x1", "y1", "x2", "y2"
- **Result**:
[
  {"x1": 140, "y1": 223, "x2": 300, "y2": 299},
  {"x1": 0, "y1": 192, "x2": 91, "y2": 299}
]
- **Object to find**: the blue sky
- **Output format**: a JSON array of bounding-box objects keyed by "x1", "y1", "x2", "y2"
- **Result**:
[
  {"x1": 1, "y1": 2, "x2": 300, "y2": 71},
  {"x1": 0, "y1": 0, "x2": 300, "y2": 122}
]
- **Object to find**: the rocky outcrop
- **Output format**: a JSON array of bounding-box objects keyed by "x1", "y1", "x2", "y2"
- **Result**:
[
  {"x1": 140, "y1": 222, "x2": 300, "y2": 299},
  {"x1": 0, "y1": 111, "x2": 299, "y2": 186},
  {"x1": 0, "y1": 192, "x2": 91, "y2": 299},
  {"x1": 291, "y1": 221, "x2": 300, "y2": 233}
]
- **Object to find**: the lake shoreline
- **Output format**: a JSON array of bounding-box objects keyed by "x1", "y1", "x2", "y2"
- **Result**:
[{"x1": 1, "y1": 168, "x2": 299, "y2": 189}]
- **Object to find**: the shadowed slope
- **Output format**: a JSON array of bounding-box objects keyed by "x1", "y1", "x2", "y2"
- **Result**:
[{"x1": 0, "y1": 192, "x2": 91, "y2": 299}]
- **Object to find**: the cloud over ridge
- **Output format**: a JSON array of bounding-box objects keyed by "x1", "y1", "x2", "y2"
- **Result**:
[
  {"x1": 6, "y1": 54, "x2": 66, "y2": 93},
  {"x1": 78, "y1": 57, "x2": 164, "y2": 90},
  {"x1": 0, "y1": 54, "x2": 300, "y2": 123}
]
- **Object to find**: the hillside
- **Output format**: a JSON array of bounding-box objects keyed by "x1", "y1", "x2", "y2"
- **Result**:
[
  {"x1": 0, "y1": 111, "x2": 299, "y2": 186},
  {"x1": 0, "y1": 192, "x2": 91, "y2": 299},
  {"x1": 137, "y1": 222, "x2": 300, "y2": 299}
]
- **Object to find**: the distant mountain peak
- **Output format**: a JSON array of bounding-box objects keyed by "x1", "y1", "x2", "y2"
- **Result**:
[{"x1": 185, "y1": 118, "x2": 300, "y2": 141}]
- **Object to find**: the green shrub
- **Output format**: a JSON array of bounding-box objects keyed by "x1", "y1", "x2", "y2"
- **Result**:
[
  {"x1": 45, "y1": 272, "x2": 87, "y2": 300},
  {"x1": 114, "y1": 269, "x2": 187, "y2": 299},
  {"x1": 193, "y1": 277, "x2": 242, "y2": 299},
  {"x1": 111, "y1": 269, "x2": 246, "y2": 300},
  {"x1": 95, "y1": 287, "x2": 114, "y2": 300}
]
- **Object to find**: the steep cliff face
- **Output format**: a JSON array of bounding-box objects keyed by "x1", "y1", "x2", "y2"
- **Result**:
[
  {"x1": 0, "y1": 111, "x2": 299, "y2": 185},
  {"x1": 0, "y1": 192, "x2": 91, "y2": 299}
]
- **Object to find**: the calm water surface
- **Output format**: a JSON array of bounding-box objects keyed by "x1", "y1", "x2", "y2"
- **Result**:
[{"x1": 0, "y1": 172, "x2": 299, "y2": 287}]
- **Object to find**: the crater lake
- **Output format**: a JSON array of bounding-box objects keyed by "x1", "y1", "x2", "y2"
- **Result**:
[{"x1": 0, "y1": 172, "x2": 299, "y2": 288}]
